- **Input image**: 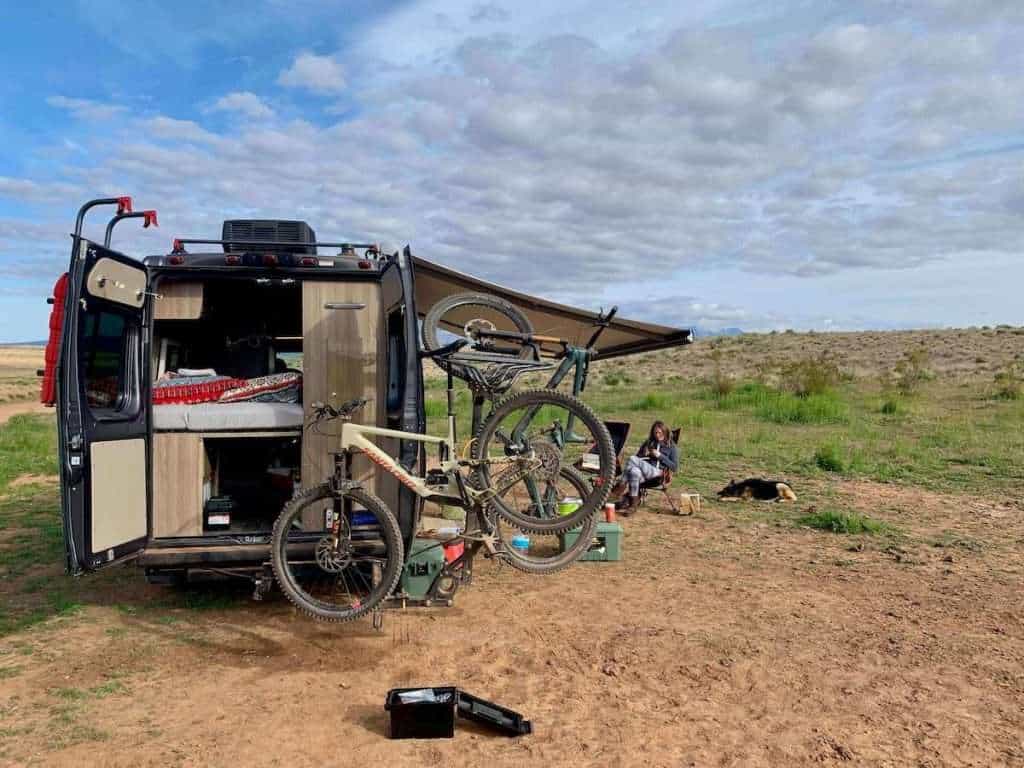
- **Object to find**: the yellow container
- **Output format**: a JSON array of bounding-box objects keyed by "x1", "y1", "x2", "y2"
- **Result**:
[{"x1": 557, "y1": 497, "x2": 582, "y2": 516}]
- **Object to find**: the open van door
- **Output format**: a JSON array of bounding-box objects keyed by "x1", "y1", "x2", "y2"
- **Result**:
[{"x1": 58, "y1": 238, "x2": 150, "y2": 574}]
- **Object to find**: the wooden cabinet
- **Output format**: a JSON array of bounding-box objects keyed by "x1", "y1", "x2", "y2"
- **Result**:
[{"x1": 152, "y1": 433, "x2": 205, "y2": 537}]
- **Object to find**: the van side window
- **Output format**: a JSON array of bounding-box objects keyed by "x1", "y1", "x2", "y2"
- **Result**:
[
  {"x1": 385, "y1": 309, "x2": 405, "y2": 419},
  {"x1": 80, "y1": 310, "x2": 135, "y2": 413}
]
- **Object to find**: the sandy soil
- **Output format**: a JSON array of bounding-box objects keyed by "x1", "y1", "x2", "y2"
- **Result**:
[
  {"x1": 2, "y1": 482, "x2": 1022, "y2": 767},
  {"x1": 0, "y1": 402, "x2": 50, "y2": 426}
]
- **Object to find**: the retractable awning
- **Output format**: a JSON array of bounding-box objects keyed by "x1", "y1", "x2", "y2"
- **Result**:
[{"x1": 412, "y1": 256, "x2": 693, "y2": 360}]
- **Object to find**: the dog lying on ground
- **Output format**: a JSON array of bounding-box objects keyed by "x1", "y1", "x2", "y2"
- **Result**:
[{"x1": 717, "y1": 478, "x2": 797, "y2": 502}]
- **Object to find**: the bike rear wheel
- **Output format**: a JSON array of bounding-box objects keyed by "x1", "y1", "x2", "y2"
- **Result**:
[
  {"x1": 472, "y1": 388, "x2": 614, "y2": 533},
  {"x1": 422, "y1": 292, "x2": 535, "y2": 358},
  {"x1": 495, "y1": 466, "x2": 601, "y2": 574},
  {"x1": 271, "y1": 484, "x2": 404, "y2": 622}
]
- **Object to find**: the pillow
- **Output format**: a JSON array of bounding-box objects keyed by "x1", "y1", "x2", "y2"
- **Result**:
[{"x1": 218, "y1": 372, "x2": 302, "y2": 403}]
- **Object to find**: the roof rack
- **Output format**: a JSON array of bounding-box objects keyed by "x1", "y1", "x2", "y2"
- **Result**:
[{"x1": 170, "y1": 238, "x2": 381, "y2": 254}]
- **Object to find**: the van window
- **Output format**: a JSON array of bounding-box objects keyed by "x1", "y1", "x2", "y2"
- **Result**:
[
  {"x1": 80, "y1": 310, "x2": 135, "y2": 413},
  {"x1": 386, "y1": 309, "x2": 406, "y2": 419}
]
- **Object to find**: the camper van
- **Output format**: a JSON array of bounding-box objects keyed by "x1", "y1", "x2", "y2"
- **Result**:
[
  {"x1": 45, "y1": 196, "x2": 693, "y2": 595},
  {"x1": 46, "y1": 198, "x2": 424, "y2": 589}
]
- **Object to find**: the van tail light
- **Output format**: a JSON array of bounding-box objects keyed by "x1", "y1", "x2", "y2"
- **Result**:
[
  {"x1": 225, "y1": 254, "x2": 242, "y2": 265},
  {"x1": 300, "y1": 256, "x2": 318, "y2": 266},
  {"x1": 358, "y1": 259, "x2": 372, "y2": 269},
  {"x1": 262, "y1": 253, "x2": 278, "y2": 267},
  {"x1": 168, "y1": 254, "x2": 185, "y2": 266}
]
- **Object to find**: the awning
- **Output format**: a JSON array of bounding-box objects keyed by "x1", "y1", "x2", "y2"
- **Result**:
[{"x1": 412, "y1": 256, "x2": 693, "y2": 360}]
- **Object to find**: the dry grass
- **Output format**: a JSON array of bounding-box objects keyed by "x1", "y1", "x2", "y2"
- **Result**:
[{"x1": 0, "y1": 347, "x2": 43, "y2": 404}]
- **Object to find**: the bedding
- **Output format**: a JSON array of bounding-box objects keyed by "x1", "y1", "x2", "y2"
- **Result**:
[{"x1": 152, "y1": 402, "x2": 304, "y2": 432}]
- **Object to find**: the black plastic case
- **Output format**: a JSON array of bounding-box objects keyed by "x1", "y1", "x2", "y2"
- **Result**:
[{"x1": 384, "y1": 686, "x2": 457, "y2": 739}]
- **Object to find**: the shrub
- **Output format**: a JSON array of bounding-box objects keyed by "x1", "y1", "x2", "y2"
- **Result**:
[
  {"x1": 993, "y1": 360, "x2": 1023, "y2": 401},
  {"x1": 707, "y1": 348, "x2": 734, "y2": 397},
  {"x1": 814, "y1": 443, "x2": 846, "y2": 472},
  {"x1": 892, "y1": 349, "x2": 933, "y2": 396},
  {"x1": 603, "y1": 372, "x2": 634, "y2": 387},
  {"x1": 757, "y1": 391, "x2": 848, "y2": 425},
  {"x1": 631, "y1": 392, "x2": 672, "y2": 411},
  {"x1": 797, "y1": 509, "x2": 888, "y2": 535},
  {"x1": 778, "y1": 354, "x2": 841, "y2": 397},
  {"x1": 880, "y1": 398, "x2": 902, "y2": 415}
]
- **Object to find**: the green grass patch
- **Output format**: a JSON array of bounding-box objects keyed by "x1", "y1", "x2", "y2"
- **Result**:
[
  {"x1": 813, "y1": 443, "x2": 846, "y2": 472},
  {"x1": 0, "y1": 414, "x2": 56, "y2": 495},
  {"x1": 797, "y1": 509, "x2": 890, "y2": 535},
  {"x1": 629, "y1": 392, "x2": 674, "y2": 411}
]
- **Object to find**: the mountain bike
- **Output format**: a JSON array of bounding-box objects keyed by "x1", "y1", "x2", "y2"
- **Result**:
[
  {"x1": 422, "y1": 293, "x2": 619, "y2": 523},
  {"x1": 270, "y1": 340, "x2": 614, "y2": 622}
]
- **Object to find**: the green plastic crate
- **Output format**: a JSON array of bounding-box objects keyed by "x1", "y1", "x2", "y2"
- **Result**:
[
  {"x1": 400, "y1": 538, "x2": 446, "y2": 598},
  {"x1": 560, "y1": 521, "x2": 622, "y2": 562}
]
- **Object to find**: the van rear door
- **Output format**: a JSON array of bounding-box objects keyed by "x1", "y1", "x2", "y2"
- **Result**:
[{"x1": 58, "y1": 239, "x2": 151, "y2": 574}]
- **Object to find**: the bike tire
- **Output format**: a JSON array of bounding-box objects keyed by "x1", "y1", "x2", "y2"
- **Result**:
[
  {"x1": 271, "y1": 483, "x2": 404, "y2": 623},
  {"x1": 422, "y1": 292, "x2": 535, "y2": 359},
  {"x1": 472, "y1": 388, "x2": 615, "y2": 533},
  {"x1": 497, "y1": 466, "x2": 601, "y2": 575}
]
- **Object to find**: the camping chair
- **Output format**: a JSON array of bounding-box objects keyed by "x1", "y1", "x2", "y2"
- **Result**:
[
  {"x1": 638, "y1": 427, "x2": 682, "y2": 513},
  {"x1": 576, "y1": 420, "x2": 631, "y2": 478}
]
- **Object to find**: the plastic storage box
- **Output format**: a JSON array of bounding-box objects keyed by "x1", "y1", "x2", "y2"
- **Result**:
[
  {"x1": 385, "y1": 686, "x2": 457, "y2": 739},
  {"x1": 560, "y1": 521, "x2": 623, "y2": 561},
  {"x1": 400, "y1": 538, "x2": 446, "y2": 598}
]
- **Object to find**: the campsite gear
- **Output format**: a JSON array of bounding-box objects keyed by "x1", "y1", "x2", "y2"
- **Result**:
[
  {"x1": 560, "y1": 521, "x2": 623, "y2": 562},
  {"x1": 385, "y1": 686, "x2": 458, "y2": 739},
  {"x1": 557, "y1": 496, "x2": 582, "y2": 516},
  {"x1": 272, "y1": 374, "x2": 612, "y2": 620},
  {"x1": 604, "y1": 502, "x2": 616, "y2": 523},
  {"x1": 401, "y1": 538, "x2": 447, "y2": 600},
  {"x1": 203, "y1": 496, "x2": 235, "y2": 531},
  {"x1": 442, "y1": 539, "x2": 465, "y2": 564},
  {"x1": 385, "y1": 687, "x2": 532, "y2": 740},
  {"x1": 679, "y1": 493, "x2": 701, "y2": 515}
]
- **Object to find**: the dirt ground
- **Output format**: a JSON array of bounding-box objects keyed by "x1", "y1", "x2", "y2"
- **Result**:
[{"x1": 2, "y1": 480, "x2": 1022, "y2": 767}]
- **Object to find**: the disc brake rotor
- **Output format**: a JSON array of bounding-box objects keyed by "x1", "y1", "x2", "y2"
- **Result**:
[{"x1": 315, "y1": 536, "x2": 352, "y2": 573}]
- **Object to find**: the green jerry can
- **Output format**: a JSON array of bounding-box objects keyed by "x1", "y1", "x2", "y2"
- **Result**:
[
  {"x1": 400, "y1": 538, "x2": 447, "y2": 599},
  {"x1": 560, "y1": 521, "x2": 623, "y2": 562}
]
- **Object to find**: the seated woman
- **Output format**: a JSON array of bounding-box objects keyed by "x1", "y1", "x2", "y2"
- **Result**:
[{"x1": 618, "y1": 420, "x2": 678, "y2": 515}]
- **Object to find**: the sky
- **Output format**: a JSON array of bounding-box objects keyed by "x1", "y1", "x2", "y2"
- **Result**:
[{"x1": 1, "y1": 0, "x2": 1023, "y2": 341}]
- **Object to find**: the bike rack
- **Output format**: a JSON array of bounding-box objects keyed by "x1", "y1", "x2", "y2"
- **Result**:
[{"x1": 73, "y1": 196, "x2": 132, "y2": 241}]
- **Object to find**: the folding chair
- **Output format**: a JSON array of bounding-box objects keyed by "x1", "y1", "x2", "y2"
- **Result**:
[
  {"x1": 576, "y1": 420, "x2": 631, "y2": 478},
  {"x1": 638, "y1": 427, "x2": 681, "y2": 513}
]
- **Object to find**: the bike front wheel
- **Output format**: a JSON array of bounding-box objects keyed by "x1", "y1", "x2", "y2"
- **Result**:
[
  {"x1": 472, "y1": 388, "x2": 615, "y2": 533},
  {"x1": 271, "y1": 484, "x2": 404, "y2": 622}
]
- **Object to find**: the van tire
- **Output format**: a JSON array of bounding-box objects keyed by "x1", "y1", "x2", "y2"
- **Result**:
[{"x1": 271, "y1": 483, "x2": 404, "y2": 623}]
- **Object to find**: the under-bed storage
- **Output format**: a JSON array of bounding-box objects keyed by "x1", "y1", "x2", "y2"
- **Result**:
[{"x1": 152, "y1": 431, "x2": 300, "y2": 538}]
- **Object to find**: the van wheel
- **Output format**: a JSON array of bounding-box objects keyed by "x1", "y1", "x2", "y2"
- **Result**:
[{"x1": 271, "y1": 484, "x2": 404, "y2": 623}]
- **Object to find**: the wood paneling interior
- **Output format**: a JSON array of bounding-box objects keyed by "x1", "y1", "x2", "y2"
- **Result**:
[
  {"x1": 152, "y1": 433, "x2": 205, "y2": 538},
  {"x1": 301, "y1": 281, "x2": 387, "y2": 527},
  {"x1": 154, "y1": 281, "x2": 203, "y2": 320}
]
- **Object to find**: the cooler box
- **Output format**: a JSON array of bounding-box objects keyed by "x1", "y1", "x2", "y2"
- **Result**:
[
  {"x1": 400, "y1": 538, "x2": 446, "y2": 598},
  {"x1": 560, "y1": 521, "x2": 623, "y2": 562}
]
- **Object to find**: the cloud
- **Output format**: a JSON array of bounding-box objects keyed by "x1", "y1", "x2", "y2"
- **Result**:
[
  {"x1": 206, "y1": 91, "x2": 275, "y2": 119},
  {"x1": 5, "y1": 1, "x2": 1024, "y2": 335},
  {"x1": 45, "y1": 95, "x2": 127, "y2": 121},
  {"x1": 277, "y1": 52, "x2": 346, "y2": 94}
]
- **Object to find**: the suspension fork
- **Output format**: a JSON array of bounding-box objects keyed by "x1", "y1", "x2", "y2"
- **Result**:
[{"x1": 507, "y1": 347, "x2": 593, "y2": 446}]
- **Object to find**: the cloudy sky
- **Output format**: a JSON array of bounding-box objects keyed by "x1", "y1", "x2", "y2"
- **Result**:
[{"x1": 1, "y1": 0, "x2": 1022, "y2": 341}]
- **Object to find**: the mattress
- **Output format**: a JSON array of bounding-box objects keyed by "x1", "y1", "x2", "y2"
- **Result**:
[{"x1": 152, "y1": 402, "x2": 305, "y2": 432}]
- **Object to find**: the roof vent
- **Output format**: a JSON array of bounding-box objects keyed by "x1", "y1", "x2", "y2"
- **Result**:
[{"x1": 221, "y1": 220, "x2": 317, "y2": 254}]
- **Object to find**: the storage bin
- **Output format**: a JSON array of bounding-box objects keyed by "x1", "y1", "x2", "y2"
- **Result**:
[
  {"x1": 385, "y1": 686, "x2": 457, "y2": 739},
  {"x1": 401, "y1": 538, "x2": 446, "y2": 598},
  {"x1": 560, "y1": 521, "x2": 623, "y2": 561}
]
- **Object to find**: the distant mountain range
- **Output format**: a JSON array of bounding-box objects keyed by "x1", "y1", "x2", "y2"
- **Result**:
[
  {"x1": 691, "y1": 326, "x2": 745, "y2": 338},
  {"x1": 0, "y1": 341, "x2": 46, "y2": 347}
]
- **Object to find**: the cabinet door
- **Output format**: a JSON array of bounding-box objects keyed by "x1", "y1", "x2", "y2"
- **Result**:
[
  {"x1": 152, "y1": 433, "x2": 204, "y2": 538},
  {"x1": 301, "y1": 281, "x2": 385, "y2": 509}
]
